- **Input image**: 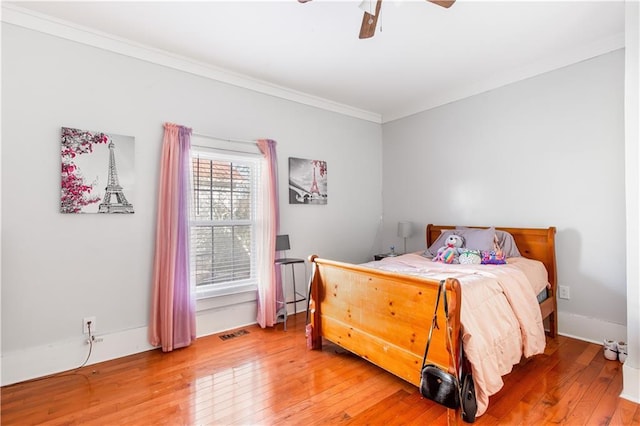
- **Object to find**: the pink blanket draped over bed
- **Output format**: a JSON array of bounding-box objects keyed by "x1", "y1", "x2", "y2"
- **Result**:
[{"x1": 362, "y1": 254, "x2": 549, "y2": 417}]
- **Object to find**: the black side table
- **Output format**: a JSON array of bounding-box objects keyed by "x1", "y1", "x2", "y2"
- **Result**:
[{"x1": 374, "y1": 253, "x2": 399, "y2": 261}]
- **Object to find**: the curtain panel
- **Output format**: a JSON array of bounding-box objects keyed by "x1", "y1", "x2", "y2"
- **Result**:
[
  {"x1": 149, "y1": 123, "x2": 196, "y2": 351},
  {"x1": 256, "y1": 139, "x2": 282, "y2": 328}
]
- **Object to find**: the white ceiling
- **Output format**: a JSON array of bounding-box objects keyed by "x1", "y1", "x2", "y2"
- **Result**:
[{"x1": 3, "y1": 0, "x2": 626, "y2": 122}]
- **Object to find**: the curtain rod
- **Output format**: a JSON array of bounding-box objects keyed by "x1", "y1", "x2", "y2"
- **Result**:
[{"x1": 192, "y1": 131, "x2": 257, "y2": 146}]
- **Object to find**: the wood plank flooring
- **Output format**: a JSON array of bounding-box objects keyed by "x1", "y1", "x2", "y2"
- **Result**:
[{"x1": 2, "y1": 313, "x2": 638, "y2": 425}]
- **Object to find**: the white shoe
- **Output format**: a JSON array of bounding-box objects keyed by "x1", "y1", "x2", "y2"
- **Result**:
[
  {"x1": 617, "y1": 341, "x2": 627, "y2": 363},
  {"x1": 603, "y1": 339, "x2": 618, "y2": 361}
]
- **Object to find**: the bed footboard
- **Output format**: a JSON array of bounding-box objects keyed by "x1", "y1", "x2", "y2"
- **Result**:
[{"x1": 307, "y1": 255, "x2": 461, "y2": 387}]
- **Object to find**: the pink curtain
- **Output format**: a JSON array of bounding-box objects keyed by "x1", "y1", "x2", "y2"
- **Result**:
[
  {"x1": 256, "y1": 139, "x2": 282, "y2": 328},
  {"x1": 149, "y1": 123, "x2": 196, "y2": 351}
]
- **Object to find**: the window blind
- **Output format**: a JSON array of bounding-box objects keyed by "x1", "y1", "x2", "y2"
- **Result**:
[{"x1": 190, "y1": 149, "x2": 260, "y2": 297}]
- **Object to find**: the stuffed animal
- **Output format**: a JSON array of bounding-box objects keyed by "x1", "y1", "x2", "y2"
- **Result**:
[
  {"x1": 433, "y1": 234, "x2": 464, "y2": 264},
  {"x1": 459, "y1": 249, "x2": 482, "y2": 264},
  {"x1": 481, "y1": 250, "x2": 507, "y2": 265}
]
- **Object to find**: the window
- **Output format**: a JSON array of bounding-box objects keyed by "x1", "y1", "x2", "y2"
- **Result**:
[{"x1": 190, "y1": 148, "x2": 260, "y2": 298}]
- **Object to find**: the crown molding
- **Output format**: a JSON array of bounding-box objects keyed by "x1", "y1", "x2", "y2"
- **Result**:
[
  {"x1": 1, "y1": 4, "x2": 383, "y2": 124},
  {"x1": 2, "y1": 4, "x2": 624, "y2": 125},
  {"x1": 383, "y1": 31, "x2": 625, "y2": 123}
]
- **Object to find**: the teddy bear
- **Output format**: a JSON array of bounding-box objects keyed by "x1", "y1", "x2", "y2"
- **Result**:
[{"x1": 433, "y1": 234, "x2": 464, "y2": 264}]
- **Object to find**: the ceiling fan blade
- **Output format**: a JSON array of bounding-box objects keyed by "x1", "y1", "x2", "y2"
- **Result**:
[
  {"x1": 359, "y1": 0, "x2": 383, "y2": 39},
  {"x1": 427, "y1": 0, "x2": 455, "y2": 8}
]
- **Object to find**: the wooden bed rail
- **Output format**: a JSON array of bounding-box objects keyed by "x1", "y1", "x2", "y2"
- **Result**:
[{"x1": 307, "y1": 255, "x2": 462, "y2": 387}]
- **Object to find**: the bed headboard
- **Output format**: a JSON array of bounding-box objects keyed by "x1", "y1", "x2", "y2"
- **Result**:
[{"x1": 426, "y1": 224, "x2": 557, "y2": 291}]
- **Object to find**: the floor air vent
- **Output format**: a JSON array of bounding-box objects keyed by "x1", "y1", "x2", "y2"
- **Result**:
[{"x1": 219, "y1": 329, "x2": 249, "y2": 341}]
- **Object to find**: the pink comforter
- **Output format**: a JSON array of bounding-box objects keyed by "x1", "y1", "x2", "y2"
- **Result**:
[{"x1": 362, "y1": 254, "x2": 549, "y2": 416}]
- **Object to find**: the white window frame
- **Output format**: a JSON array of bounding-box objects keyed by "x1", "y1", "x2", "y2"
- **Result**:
[{"x1": 190, "y1": 146, "x2": 261, "y2": 300}]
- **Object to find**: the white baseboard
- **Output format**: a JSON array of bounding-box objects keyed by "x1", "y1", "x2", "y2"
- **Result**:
[
  {"x1": 1, "y1": 326, "x2": 155, "y2": 386},
  {"x1": 557, "y1": 311, "x2": 627, "y2": 344},
  {"x1": 2, "y1": 300, "x2": 260, "y2": 387},
  {"x1": 196, "y1": 298, "x2": 258, "y2": 337},
  {"x1": 5, "y1": 309, "x2": 628, "y2": 390},
  {"x1": 557, "y1": 311, "x2": 640, "y2": 402}
]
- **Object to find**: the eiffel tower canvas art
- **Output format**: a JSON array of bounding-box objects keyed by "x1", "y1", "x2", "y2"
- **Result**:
[
  {"x1": 288, "y1": 157, "x2": 327, "y2": 205},
  {"x1": 61, "y1": 127, "x2": 135, "y2": 214},
  {"x1": 97, "y1": 140, "x2": 135, "y2": 213}
]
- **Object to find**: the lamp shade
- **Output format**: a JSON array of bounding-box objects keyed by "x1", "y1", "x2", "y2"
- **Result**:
[{"x1": 397, "y1": 221, "x2": 413, "y2": 238}]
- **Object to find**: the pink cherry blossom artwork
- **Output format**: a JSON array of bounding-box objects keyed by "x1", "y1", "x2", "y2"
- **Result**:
[{"x1": 60, "y1": 127, "x2": 135, "y2": 214}]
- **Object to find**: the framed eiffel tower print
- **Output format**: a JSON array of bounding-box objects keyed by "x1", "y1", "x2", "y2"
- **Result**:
[
  {"x1": 288, "y1": 157, "x2": 327, "y2": 205},
  {"x1": 61, "y1": 127, "x2": 135, "y2": 214}
]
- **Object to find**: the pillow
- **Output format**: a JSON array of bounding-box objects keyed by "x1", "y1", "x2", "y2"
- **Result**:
[
  {"x1": 456, "y1": 226, "x2": 521, "y2": 258},
  {"x1": 458, "y1": 227, "x2": 495, "y2": 252},
  {"x1": 425, "y1": 227, "x2": 495, "y2": 256},
  {"x1": 496, "y1": 230, "x2": 521, "y2": 258}
]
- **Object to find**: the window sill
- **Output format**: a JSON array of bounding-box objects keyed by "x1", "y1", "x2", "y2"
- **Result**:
[{"x1": 196, "y1": 286, "x2": 258, "y2": 312}]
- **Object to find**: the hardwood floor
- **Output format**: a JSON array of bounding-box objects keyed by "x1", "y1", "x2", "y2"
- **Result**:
[{"x1": 2, "y1": 313, "x2": 638, "y2": 425}]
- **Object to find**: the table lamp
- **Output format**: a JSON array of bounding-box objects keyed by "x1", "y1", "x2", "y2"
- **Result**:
[{"x1": 397, "y1": 221, "x2": 413, "y2": 254}]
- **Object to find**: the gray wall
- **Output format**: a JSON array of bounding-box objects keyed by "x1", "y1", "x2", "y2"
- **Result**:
[
  {"x1": 1, "y1": 23, "x2": 383, "y2": 384},
  {"x1": 1, "y1": 15, "x2": 635, "y2": 393},
  {"x1": 382, "y1": 49, "x2": 626, "y2": 341}
]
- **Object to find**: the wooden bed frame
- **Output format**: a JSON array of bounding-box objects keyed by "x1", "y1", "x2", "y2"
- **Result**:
[{"x1": 307, "y1": 224, "x2": 557, "y2": 406}]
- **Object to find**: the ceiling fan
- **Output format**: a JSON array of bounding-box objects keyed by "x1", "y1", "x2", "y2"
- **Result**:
[{"x1": 299, "y1": 0, "x2": 456, "y2": 39}]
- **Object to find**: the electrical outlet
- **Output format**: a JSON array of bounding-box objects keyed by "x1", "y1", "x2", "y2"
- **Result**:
[
  {"x1": 558, "y1": 286, "x2": 570, "y2": 300},
  {"x1": 83, "y1": 316, "x2": 96, "y2": 334}
]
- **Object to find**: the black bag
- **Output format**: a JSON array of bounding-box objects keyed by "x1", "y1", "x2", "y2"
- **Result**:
[
  {"x1": 419, "y1": 281, "x2": 460, "y2": 408},
  {"x1": 419, "y1": 280, "x2": 477, "y2": 422},
  {"x1": 420, "y1": 363, "x2": 460, "y2": 409}
]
